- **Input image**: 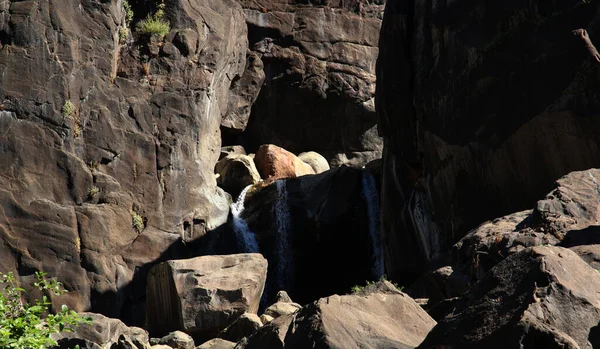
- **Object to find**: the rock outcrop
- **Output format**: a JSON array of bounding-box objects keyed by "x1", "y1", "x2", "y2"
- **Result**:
[
  {"x1": 151, "y1": 331, "x2": 195, "y2": 349},
  {"x1": 452, "y1": 168, "x2": 600, "y2": 282},
  {"x1": 54, "y1": 313, "x2": 150, "y2": 349},
  {"x1": 377, "y1": 0, "x2": 600, "y2": 284},
  {"x1": 0, "y1": 0, "x2": 247, "y2": 323},
  {"x1": 239, "y1": 280, "x2": 436, "y2": 349},
  {"x1": 145, "y1": 254, "x2": 268, "y2": 341},
  {"x1": 223, "y1": 0, "x2": 384, "y2": 167},
  {"x1": 217, "y1": 313, "x2": 263, "y2": 343},
  {"x1": 418, "y1": 246, "x2": 600, "y2": 349}
]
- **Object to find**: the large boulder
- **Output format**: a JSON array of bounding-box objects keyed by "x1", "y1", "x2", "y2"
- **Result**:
[
  {"x1": 0, "y1": 0, "x2": 247, "y2": 324},
  {"x1": 225, "y1": 0, "x2": 384, "y2": 167},
  {"x1": 253, "y1": 144, "x2": 314, "y2": 180},
  {"x1": 198, "y1": 338, "x2": 236, "y2": 349},
  {"x1": 239, "y1": 280, "x2": 436, "y2": 349},
  {"x1": 298, "y1": 151, "x2": 330, "y2": 174},
  {"x1": 451, "y1": 169, "x2": 600, "y2": 283},
  {"x1": 54, "y1": 313, "x2": 150, "y2": 349},
  {"x1": 418, "y1": 246, "x2": 600, "y2": 348},
  {"x1": 377, "y1": 0, "x2": 600, "y2": 284},
  {"x1": 215, "y1": 154, "x2": 261, "y2": 197},
  {"x1": 145, "y1": 254, "x2": 268, "y2": 341},
  {"x1": 151, "y1": 331, "x2": 195, "y2": 349}
]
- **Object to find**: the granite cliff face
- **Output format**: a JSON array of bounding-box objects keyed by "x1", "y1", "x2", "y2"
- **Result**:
[
  {"x1": 377, "y1": 0, "x2": 600, "y2": 281},
  {"x1": 0, "y1": 0, "x2": 247, "y2": 322},
  {"x1": 222, "y1": 0, "x2": 385, "y2": 167}
]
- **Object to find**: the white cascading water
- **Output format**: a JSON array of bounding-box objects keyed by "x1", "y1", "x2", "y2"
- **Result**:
[
  {"x1": 275, "y1": 180, "x2": 293, "y2": 291},
  {"x1": 361, "y1": 171, "x2": 385, "y2": 279},
  {"x1": 231, "y1": 185, "x2": 260, "y2": 253}
]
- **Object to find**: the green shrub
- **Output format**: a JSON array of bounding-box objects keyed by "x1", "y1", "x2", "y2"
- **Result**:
[
  {"x1": 0, "y1": 271, "x2": 91, "y2": 348},
  {"x1": 137, "y1": 16, "x2": 170, "y2": 38},
  {"x1": 131, "y1": 211, "x2": 144, "y2": 232},
  {"x1": 350, "y1": 275, "x2": 403, "y2": 294},
  {"x1": 136, "y1": 1, "x2": 170, "y2": 39},
  {"x1": 88, "y1": 186, "x2": 100, "y2": 197},
  {"x1": 62, "y1": 101, "x2": 75, "y2": 119},
  {"x1": 123, "y1": 0, "x2": 134, "y2": 23}
]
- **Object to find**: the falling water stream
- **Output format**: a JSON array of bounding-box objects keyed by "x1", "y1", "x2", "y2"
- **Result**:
[
  {"x1": 231, "y1": 185, "x2": 260, "y2": 253},
  {"x1": 275, "y1": 180, "x2": 293, "y2": 291},
  {"x1": 361, "y1": 172, "x2": 385, "y2": 279}
]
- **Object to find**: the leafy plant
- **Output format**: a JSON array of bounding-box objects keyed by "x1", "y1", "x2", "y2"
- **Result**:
[
  {"x1": 0, "y1": 271, "x2": 91, "y2": 348},
  {"x1": 136, "y1": 1, "x2": 170, "y2": 39},
  {"x1": 62, "y1": 101, "x2": 75, "y2": 119},
  {"x1": 119, "y1": 27, "x2": 129, "y2": 44},
  {"x1": 88, "y1": 186, "x2": 100, "y2": 197},
  {"x1": 131, "y1": 211, "x2": 144, "y2": 232},
  {"x1": 350, "y1": 275, "x2": 403, "y2": 294},
  {"x1": 122, "y1": 0, "x2": 134, "y2": 24}
]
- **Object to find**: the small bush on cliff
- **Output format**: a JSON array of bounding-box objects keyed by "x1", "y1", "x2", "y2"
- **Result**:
[
  {"x1": 61, "y1": 101, "x2": 75, "y2": 119},
  {"x1": 136, "y1": 1, "x2": 170, "y2": 39},
  {"x1": 350, "y1": 276, "x2": 403, "y2": 294},
  {"x1": 131, "y1": 210, "x2": 145, "y2": 232},
  {"x1": 0, "y1": 271, "x2": 91, "y2": 348}
]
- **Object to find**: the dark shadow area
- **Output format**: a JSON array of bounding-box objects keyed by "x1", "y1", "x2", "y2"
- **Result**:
[{"x1": 559, "y1": 226, "x2": 600, "y2": 248}]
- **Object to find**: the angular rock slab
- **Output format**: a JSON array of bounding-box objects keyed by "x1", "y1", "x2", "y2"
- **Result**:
[
  {"x1": 240, "y1": 281, "x2": 436, "y2": 349},
  {"x1": 54, "y1": 312, "x2": 150, "y2": 349},
  {"x1": 146, "y1": 254, "x2": 268, "y2": 340},
  {"x1": 418, "y1": 246, "x2": 600, "y2": 349}
]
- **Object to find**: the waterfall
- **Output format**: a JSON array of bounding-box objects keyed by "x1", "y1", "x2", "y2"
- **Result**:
[
  {"x1": 361, "y1": 172, "x2": 385, "y2": 279},
  {"x1": 274, "y1": 180, "x2": 293, "y2": 291},
  {"x1": 231, "y1": 185, "x2": 260, "y2": 253}
]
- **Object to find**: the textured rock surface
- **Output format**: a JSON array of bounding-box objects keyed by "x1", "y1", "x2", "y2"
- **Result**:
[
  {"x1": 0, "y1": 0, "x2": 247, "y2": 324},
  {"x1": 377, "y1": 0, "x2": 600, "y2": 284},
  {"x1": 298, "y1": 151, "x2": 330, "y2": 174},
  {"x1": 224, "y1": 0, "x2": 384, "y2": 167},
  {"x1": 253, "y1": 144, "x2": 314, "y2": 180},
  {"x1": 240, "y1": 280, "x2": 436, "y2": 349},
  {"x1": 54, "y1": 312, "x2": 150, "y2": 349},
  {"x1": 264, "y1": 301, "x2": 301, "y2": 319},
  {"x1": 240, "y1": 166, "x2": 383, "y2": 303},
  {"x1": 418, "y1": 246, "x2": 600, "y2": 349},
  {"x1": 197, "y1": 338, "x2": 236, "y2": 349},
  {"x1": 145, "y1": 254, "x2": 268, "y2": 341},
  {"x1": 215, "y1": 154, "x2": 261, "y2": 197},
  {"x1": 217, "y1": 313, "x2": 263, "y2": 343},
  {"x1": 153, "y1": 331, "x2": 195, "y2": 349},
  {"x1": 451, "y1": 169, "x2": 600, "y2": 282}
]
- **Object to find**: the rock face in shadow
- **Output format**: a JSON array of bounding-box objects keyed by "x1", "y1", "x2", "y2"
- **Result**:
[
  {"x1": 377, "y1": 0, "x2": 600, "y2": 283},
  {"x1": 450, "y1": 168, "x2": 600, "y2": 283},
  {"x1": 145, "y1": 254, "x2": 268, "y2": 341},
  {"x1": 223, "y1": 0, "x2": 384, "y2": 167},
  {"x1": 418, "y1": 246, "x2": 600, "y2": 349},
  {"x1": 241, "y1": 166, "x2": 384, "y2": 304},
  {"x1": 239, "y1": 280, "x2": 436, "y2": 349},
  {"x1": 0, "y1": 0, "x2": 247, "y2": 324}
]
